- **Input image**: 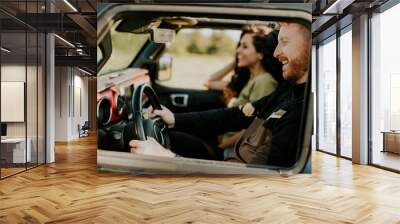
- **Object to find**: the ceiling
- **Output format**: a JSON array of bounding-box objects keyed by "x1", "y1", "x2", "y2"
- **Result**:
[
  {"x1": 0, "y1": 0, "x2": 96, "y2": 75},
  {"x1": 1, "y1": 0, "x2": 394, "y2": 75}
]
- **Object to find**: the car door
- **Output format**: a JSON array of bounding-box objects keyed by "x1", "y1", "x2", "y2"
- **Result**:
[{"x1": 152, "y1": 84, "x2": 225, "y2": 113}]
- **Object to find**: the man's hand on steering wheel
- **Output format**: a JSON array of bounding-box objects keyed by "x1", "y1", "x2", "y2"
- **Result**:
[
  {"x1": 130, "y1": 137, "x2": 176, "y2": 157},
  {"x1": 131, "y1": 84, "x2": 171, "y2": 149},
  {"x1": 131, "y1": 103, "x2": 176, "y2": 157},
  {"x1": 149, "y1": 105, "x2": 175, "y2": 128}
]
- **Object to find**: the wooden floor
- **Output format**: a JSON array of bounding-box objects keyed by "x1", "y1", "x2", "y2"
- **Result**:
[
  {"x1": 1, "y1": 163, "x2": 45, "y2": 178},
  {"x1": 372, "y1": 150, "x2": 400, "y2": 171},
  {"x1": 1, "y1": 167, "x2": 26, "y2": 178},
  {"x1": 0, "y1": 135, "x2": 400, "y2": 223}
]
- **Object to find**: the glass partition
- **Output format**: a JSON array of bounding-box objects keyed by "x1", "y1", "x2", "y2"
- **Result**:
[
  {"x1": 38, "y1": 32, "x2": 46, "y2": 165},
  {"x1": 0, "y1": 0, "x2": 46, "y2": 179},
  {"x1": 317, "y1": 35, "x2": 337, "y2": 155},
  {"x1": 27, "y1": 31, "x2": 38, "y2": 169},
  {"x1": 0, "y1": 22, "x2": 28, "y2": 177},
  {"x1": 370, "y1": 3, "x2": 400, "y2": 171}
]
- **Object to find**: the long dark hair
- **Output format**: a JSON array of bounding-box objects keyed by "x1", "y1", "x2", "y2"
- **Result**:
[
  {"x1": 227, "y1": 28, "x2": 283, "y2": 94},
  {"x1": 251, "y1": 29, "x2": 283, "y2": 84},
  {"x1": 227, "y1": 32, "x2": 250, "y2": 95}
]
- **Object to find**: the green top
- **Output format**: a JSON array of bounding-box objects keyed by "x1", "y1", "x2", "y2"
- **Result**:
[{"x1": 230, "y1": 72, "x2": 278, "y2": 108}]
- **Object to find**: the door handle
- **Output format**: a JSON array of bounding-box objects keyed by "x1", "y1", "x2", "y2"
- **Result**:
[{"x1": 170, "y1": 94, "x2": 189, "y2": 107}]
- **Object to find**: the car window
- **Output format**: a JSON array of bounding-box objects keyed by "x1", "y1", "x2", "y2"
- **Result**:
[
  {"x1": 158, "y1": 28, "x2": 241, "y2": 89},
  {"x1": 99, "y1": 20, "x2": 150, "y2": 76}
]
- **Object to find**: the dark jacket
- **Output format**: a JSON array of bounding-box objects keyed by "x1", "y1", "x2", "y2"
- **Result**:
[{"x1": 174, "y1": 81, "x2": 306, "y2": 167}]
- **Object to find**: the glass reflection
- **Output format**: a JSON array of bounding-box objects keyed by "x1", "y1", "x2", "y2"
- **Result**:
[{"x1": 318, "y1": 36, "x2": 337, "y2": 155}]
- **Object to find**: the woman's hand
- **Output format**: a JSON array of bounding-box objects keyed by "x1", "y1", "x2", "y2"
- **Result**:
[
  {"x1": 204, "y1": 80, "x2": 229, "y2": 91},
  {"x1": 223, "y1": 87, "x2": 237, "y2": 104}
]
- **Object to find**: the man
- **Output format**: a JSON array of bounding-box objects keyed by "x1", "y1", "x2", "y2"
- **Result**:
[{"x1": 130, "y1": 22, "x2": 311, "y2": 167}]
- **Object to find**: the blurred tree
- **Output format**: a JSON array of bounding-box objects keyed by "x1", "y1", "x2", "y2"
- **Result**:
[
  {"x1": 206, "y1": 31, "x2": 237, "y2": 55},
  {"x1": 167, "y1": 29, "x2": 237, "y2": 56},
  {"x1": 206, "y1": 31, "x2": 222, "y2": 54},
  {"x1": 187, "y1": 30, "x2": 206, "y2": 54}
]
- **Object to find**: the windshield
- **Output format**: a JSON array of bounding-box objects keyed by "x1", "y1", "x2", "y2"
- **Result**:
[{"x1": 99, "y1": 20, "x2": 150, "y2": 76}]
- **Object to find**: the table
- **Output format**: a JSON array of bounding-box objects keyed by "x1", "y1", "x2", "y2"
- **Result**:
[
  {"x1": 1, "y1": 138, "x2": 32, "y2": 164},
  {"x1": 382, "y1": 131, "x2": 400, "y2": 154}
]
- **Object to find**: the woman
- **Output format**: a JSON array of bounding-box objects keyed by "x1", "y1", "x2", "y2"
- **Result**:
[
  {"x1": 219, "y1": 27, "x2": 283, "y2": 150},
  {"x1": 204, "y1": 25, "x2": 281, "y2": 106},
  {"x1": 203, "y1": 44, "x2": 250, "y2": 106}
]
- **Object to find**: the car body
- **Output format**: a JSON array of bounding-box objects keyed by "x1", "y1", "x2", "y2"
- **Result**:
[{"x1": 96, "y1": 3, "x2": 313, "y2": 175}]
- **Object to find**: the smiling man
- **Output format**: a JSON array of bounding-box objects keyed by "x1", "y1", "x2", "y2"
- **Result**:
[
  {"x1": 274, "y1": 22, "x2": 310, "y2": 84},
  {"x1": 130, "y1": 22, "x2": 311, "y2": 167}
]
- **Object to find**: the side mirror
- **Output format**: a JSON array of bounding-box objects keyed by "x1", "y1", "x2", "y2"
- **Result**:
[
  {"x1": 151, "y1": 28, "x2": 175, "y2": 44},
  {"x1": 158, "y1": 54, "x2": 173, "y2": 81}
]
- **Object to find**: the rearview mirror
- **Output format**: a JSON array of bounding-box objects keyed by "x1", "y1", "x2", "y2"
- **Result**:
[
  {"x1": 158, "y1": 54, "x2": 173, "y2": 81},
  {"x1": 151, "y1": 28, "x2": 175, "y2": 43}
]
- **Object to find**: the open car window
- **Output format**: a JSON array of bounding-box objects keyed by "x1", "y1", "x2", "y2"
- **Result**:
[
  {"x1": 96, "y1": 3, "x2": 312, "y2": 175},
  {"x1": 158, "y1": 28, "x2": 240, "y2": 90}
]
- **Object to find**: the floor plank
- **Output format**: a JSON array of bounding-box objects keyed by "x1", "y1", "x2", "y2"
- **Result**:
[{"x1": 0, "y1": 135, "x2": 399, "y2": 223}]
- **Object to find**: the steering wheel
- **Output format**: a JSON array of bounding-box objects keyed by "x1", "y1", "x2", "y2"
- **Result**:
[{"x1": 131, "y1": 84, "x2": 171, "y2": 149}]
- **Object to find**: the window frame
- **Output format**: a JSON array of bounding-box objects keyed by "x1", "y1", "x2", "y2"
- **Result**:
[
  {"x1": 315, "y1": 23, "x2": 353, "y2": 161},
  {"x1": 368, "y1": 0, "x2": 400, "y2": 173}
]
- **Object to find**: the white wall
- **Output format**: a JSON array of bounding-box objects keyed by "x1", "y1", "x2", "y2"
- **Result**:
[
  {"x1": 55, "y1": 66, "x2": 69, "y2": 141},
  {"x1": 1, "y1": 65, "x2": 26, "y2": 81},
  {"x1": 1, "y1": 65, "x2": 26, "y2": 138},
  {"x1": 54, "y1": 66, "x2": 89, "y2": 141},
  {"x1": 74, "y1": 73, "x2": 89, "y2": 136}
]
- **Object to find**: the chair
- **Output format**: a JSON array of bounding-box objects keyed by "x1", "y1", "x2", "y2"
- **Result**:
[{"x1": 78, "y1": 121, "x2": 90, "y2": 138}]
